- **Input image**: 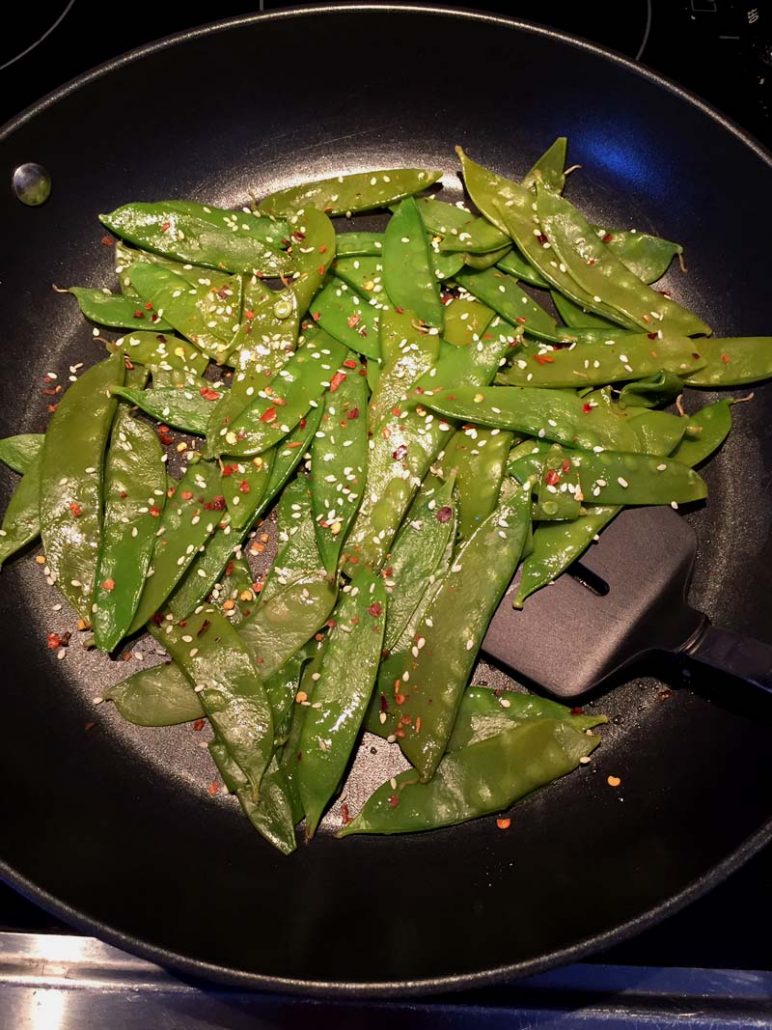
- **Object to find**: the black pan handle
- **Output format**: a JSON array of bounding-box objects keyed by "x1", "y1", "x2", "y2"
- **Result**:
[{"x1": 683, "y1": 622, "x2": 772, "y2": 696}]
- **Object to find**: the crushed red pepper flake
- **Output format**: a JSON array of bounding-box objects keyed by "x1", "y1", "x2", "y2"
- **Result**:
[
  {"x1": 207, "y1": 781, "x2": 220, "y2": 796},
  {"x1": 329, "y1": 371, "x2": 347, "y2": 392},
  {"x1": 533, "y1": 354, "x2": 555, "y2": 365},
  {"x1": 582, "y1": 403, "x2": 593, "y2": 414},
  {"x1": 192, "y1": 718, "x2": 206, "y2": 732},
  {"x1": 204, "y1": 496, "x2": 227, "y2": 511},
  {"x1": 180, "y1": 490, "x2": 194, "y2": 500},
  {"x1": 367, "y1": 602, "x2": 383, "y2": 618},
  {"x1": 157, "y1": 424, "x2": 174, "y2": 446},
  {"x1": 392, "y1": 444, "x2": 408, "y2": 461},
  {"x1": 238, "y1": 480, "x2": 251, "y2": 494},
  {"x1": 260, "y1": 406, "x2": 278, "y2": 424},
  {"x1": 347, "y1": 407, "x2": 360, "y2": 420},
  {"x1": 101, "y1": 578, "x2": 116, "y2": 591},
  {"x1": 149, "y1": 506, "x2": 162, "y2": 517},
  {"x1": 545, "y1": 469, "x2": 561, "y2": 486},
  {"x1": 435, "y1": 505, "x2": 452, "y2": 523},
  {"x1": 343, "y1": 358, "x2": 359, "y2": 369},
  {"x1": 68, "y1": 502, "x2": 83, "y2": 518},
  {"x1": 496, "y1": 817, "x2": 511, "y2": 830},
  {"x1": 388, "y1": 793, "x2": 400, "y2": 808},
  {"x1": 340, "y1": 802, "x2": 352, "y2": 825},
  {"x1": 199, "y1": 387, "x2": 221, "y2": 401},
  {"x1": 100, "y1": 235, "x2": 114, "y2": 247}
]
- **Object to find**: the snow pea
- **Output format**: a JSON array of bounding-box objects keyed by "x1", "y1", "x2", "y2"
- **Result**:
[
  {"x1": 670, "y1": 400, "x2": 732, "y2": 467},
  {"x1": 383, "y1": 197, "x2": 444, "y2": 329},
  {"x1": 64, "y1": 286, "x2": 172, "y2": 331},
  {"x1": 392, "y1": 478, "x2": 531, "y2": 782},
  {"x1": 333, "y1": 256, "x2": 386, "y2": 299},
  {"x1": 153, "y1": 606, "x2": 273, "y2": 800},
  {"x1": 339, "y1": 719, "x2": 599, "y2": 837},
  {"x1": 336, "y1": 231, "x2": 383, "y2": 257},
  {"x1": 258, "y1": 168, "x2": 441, "y2": 218},
  {"x1": 603, "y1": 229, "x2": 683, "y2": 285},
  {"x1": 522, "y1": 137, "x2": 567, "y2": 193},
  {"x1": 368, "y1": 308, "x2": 439, "y2": 430},
  {"x1": 499, "y1": 332, "x2": 707, "y2": 388},
  {"x1": 130, "y1": 263, "x2": 242, "y2": 364},
  {"x1": 105, "y1": 662, "x2": 203, "y2": 726},
  {"x1": 441, "y1": 426, "x2": 513, "y2": 539},
  {"x1": 101, "y1": 199, "x2": 291, "y2": 276},
  {"x1": 310, "y1": 368, "x2": 367, "y2": 574},
  {"x1": 227, "y1": 275, "x2": 299, "y2": 374},
  {"x1": 551, "y1": 290, "x2": 616, "y2": 330},
  {"x1": 617, "y1": 371, "x2": 684, "y2": 409},
  {"x1": 568, "y1": 449, "x2": 707, "y2": 505},
  {"x1": 297, "y1": 568, "x2": 387, "y2": 837},
  {"x1": 311, "y1": 281, "x2": 381, "y2": 361},
  {"x1": 415, "y1": 197, "x2": 511, "y2": 255},
  {"x1": 264, "y1": 650, "x2": 307, "y2": 750},
  {"x1": 496, "y1": 248, "x2": 550, "y2": 288},
  {"x1": 431, "y1": 250, "x2": 465, "y2": 280},
  {"x1": 92, "y1": 409, "x2": 167, "y2": 652},
  {"x1": 39, "y1": 354, "x2": 124, "y2": 618},
  {"x1": 211, "y1": 330, "x2": 348, "y2": 458},
  {"x1": 211, "y1": 744, "x2": 299, "y2": 855},
  {"x1": 111, "y1": 384, "x2": 219, "y2": 435},
  {"x1": 128, "y1": 460, "x2": 222, "y2": 633},
  {"x1": 0, "y1": 434, "x2": 43, "y2": 475},
  {"x1": 0, "y1": 455, "x2": 41, "y2": 568},
  {"x1": 261, "y1": 478, "x2": 319, "y2": 604},
  {"x1": 463, "y1": 246, "x2": 513, "y2": 270},
  {"x1": 683, "y1": 337, "x2": 772, "y2": 386},
  {"x1": 455, "y1": 268, "x2": 568, "y2": 343},
  {"x1": 442, "y1": 298, "x2": 495, "y2": 348},
  {"x1": 109, "y1": 330, "x2": 209, "y2": 376}
]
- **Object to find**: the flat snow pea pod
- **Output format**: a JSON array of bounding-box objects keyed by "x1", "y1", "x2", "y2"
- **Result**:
[
  {"x1": 442, "y1": 298, "x2": 495, "y2": 348},
  {"x1": 340, "y1": 719, "x2": 599, "y2": 837},
  {"x1": 212, "y1": 330, "x2": 349, "y2": 457},
  {"x1": 128, "y1": 461, "x2": 223, "y2": 632},
  {"x1": 431, "y1": 250, "x2": 465, "y2": 281},
  {"x1": 211, "y1": 746, "x2": 299, "y2": 855},
  {"x1": 551, "y1": 290, "x2": 617, "y2": 330},
  {"x1": 333, "y1": 256, "x2": 386, "y2": 298},
  {"x1": 534, "y1": 185, "x2": 711, "y2": 337},
  {"x1": 39, "y1": 354, "x2": 124, "y2": 618},
  {"x1": 671, "y1": 400, "x2": 732, "y2": 466},
  {"x1": 311, "y1": 281, "x2": 381, "y2": 361},
  {"x1": 91, "y1": 409, "x2": 167, "y2": 652},
  {"x1": 462, "y1": 246, "x2": 513, "y2": 271},
  {"x1": 0, "y1": 434, "x2": 43, "y2": 475},
  {"x1": 522, "y1": 137, "x2": 568, "y2": 193},
  {"x1": 310, "y1": 369, "x2": 367, "y2": 573},
  {"x1": 63, "y1": 286, "x2": 173, "y2": 331},
  {"x1": 264, "y1": 651, "x2": 307, "y2": 750},
  {"x1": 368, "y1": 308, "x2": 439, "y2": 430},
  {"x1": 130, "y1": 263, "x2": 242, "y2": 364},
  {"x1": 383, "y1": 197, "x2": 443, "y2": 329},
  {"x1": 415, "y1": 198, "x2": 511, "y2": 255},
  {"x1": 100, "y1": 200, "x2": 291, "y2": 276},
  {"x1": 499, "y1": 332, "x2": 707, "y2": 388},
  {"x1": 336, "y1": 232, "x2": 384, "y2": 257},
  {"x1": 496, "y1": 248, "x2": 550, "y2": 288},
  {"x1": 683, "y1": 337, "x2": 772, "y2": 386},
  {"x1": 455, "y1": 268, "x2": 568, "y2": 343},
  {"x1": 297, "y1": 568, "x2": 387, "y2": 837},
  {"x1": 0, "y1": 455, "x2": 41, "y2": 568},
  {"x1": 154, "y1": 607, "x2": 273, "y2": 800},
  {"x1": 258, "y1": 168, "x2": 442, "y2": 218},
  {"x1": 602, "y1": 228, "x2": 683, "y2": 285},
  {"x1": 109, "y1": 330, "x2": 209, "y2": 376},
  {"x1": 618, "y1": 371, "x2": 684, "y2": 409},
  {"x1": 395, "y1": 478, "x2": 531, "y2": 782},
  {"x1": 114, "y1": 239, "x2": 194, "y2": 297},
  {"x1": 261, "y1": 479, "x2": 320, "y2": 603},
  {"x1": 447, "y1": 686, "x2": 607, "y2": 750},
  {"x1": 440, "y1": 426, "x2": 513, "y2": 539},
  {"x1": 111, "y1": 385, "x2": 219, "y2": 435},
  {"x1": 104, "y1": 662, "x2": 204, "y2": 726},
  {"x1": 569, "y1": 450, "x2": 707, "y2": 505}
]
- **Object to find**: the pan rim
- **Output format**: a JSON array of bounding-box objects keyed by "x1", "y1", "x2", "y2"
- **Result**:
[{"x1": 1, "y1": 0, "x2": 771, "y2": 997}]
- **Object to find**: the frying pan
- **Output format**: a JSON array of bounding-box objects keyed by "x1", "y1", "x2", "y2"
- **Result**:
[{"x1": 1, "y1": 4, "x2": 772, "y2": 997}]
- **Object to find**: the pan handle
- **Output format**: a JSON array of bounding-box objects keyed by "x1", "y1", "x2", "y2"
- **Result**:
[{"x1": 683, "y1": 621, "x2": 772, "y2": 696}]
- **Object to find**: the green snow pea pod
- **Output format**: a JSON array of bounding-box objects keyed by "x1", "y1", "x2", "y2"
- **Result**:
[
  {"x1": 617, "y1": 371, "x2": 684, "y2": 409},
  {"x1": 551, "y1": 290, "x2": 617, "y2": 330},
  {"x1": 415, "y1": 197, "x2": 511, "y2": 255},
  {"x1": 442, "y1": 298, "x2": 495, "y2": 348},
  {"x1": 211, "y1": 330, "x2": 348, "y2": 458},
  {"x1": 310, "y1": 368, "x2": 367, "y2": 574},
  {"x1": 522, "y1": 137, "x2": 568, "y2": 193},
  {"x1": 683, "y1": 337, "x2": 772, "y2": 386},
  {"x1": 383, "y1": 197, "x2": 443, "y2": 329},
  {"x1": 130, "y1": 263, "x2": 242, "y2": 364},
  {"x1": 455, "y1": 268, "x2": 568, "y2": 343},
  {"x1": 496, "y1": 248, "x2": 550, "y2": 288},
  {"x1": 92, "y1": 409, "x2": 167, "y2": 652},
  {"x1": 431, "y1": 250, "x2": 465, "y2": 280},
  {"x1": 264, "y1": 650, "x2": 307, "y2": 750},
  {"x1": 368, "y1": 308, "x2": 439, "y2": 430},
  {"x1": 499, "y1": 332, "x2": 707, "y2": 388},
  {"x1": 336, "y1": 232, "x2": 384, "y2": 257},
  {"x1": 227, "y1": 276, "x2": 299, "y2": 374},
  {"x1": 440, "y1": 425, "x2": 513, "y2": 539},
  {"x1": 39, "y1": 354, "x2": 124, "y2": 617},
  {"x1": 0, "y1": 434, "x2": 43, "y2": 475},
  {"x1": 602, "y1": 228, "x2": 683, "y2": 285},
  {"x1": 340, "y1": 718, "x2": 599, "y2": 837},
  {"x1": 114, "y1": 239, "x2": 192, "y2": 297},
  {"x1": 109, "y1": 330, "x2": 209, "y2": 376},
  {"x1": 393, "y1": 478, "x2": 531, "y2": 782},
  {"x1": 0, "y1": 455, "x2": 41, "y2": 567},
  {"x1": 287, "y1": 207, "x2": 338, "y2": 317},
  {"x1": 462, "y1": 246, "x2": 513, "y2": 271},
  {"x1": 447, "y1": 686, "x2": 606, "y2": 750},
  {"x1": 153, "y1": 607, "x2": 273, "y2": 799},
  {"x1": 258, "y1": 168, "x2": 441, "y2": 218},
  {"x1": 128, "y1": 460, "x2": 222, "y2": 632},
  {"x1": 101, "y1": 199, "x2": 291, "y2": 276},
  {"x1": 311, "y1": 281, "x2": 381, "y2": 361},
  {"x1": 333, "y1": 256, "x2": 386, "y2": 298},
  {"x1": 670, "y1": 400, "x2": 732, "y2": 466},
  {"x1": 63, "y1": 286, "x2": 173, "y2": 331},
  {"x1": 534, "y1": 184, "x2": 710, "y2": 336},
  {"x1": 111, "y1": 384, "x2": 219, "y2": 435},
  {"x1": 570, "y1": 450, "x2": 707, "y2": 505},
  {"x1": 297, "y1": 568, "x2": 387, "y2": 837},
  {"x1": 261, "y1": 478, "x2": 320, "y2": 603},
  {"x1": 105, "y1": 662, "x2": 203, "y2": 725},
  {"x1": 211, "y1": 745, "x2": 299, "y2": 855}
]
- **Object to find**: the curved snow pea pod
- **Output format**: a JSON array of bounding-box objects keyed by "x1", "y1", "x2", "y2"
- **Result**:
[
  {"x1": 394, "y1": 478, "x2": 531, "y2": 781},
  {"x1": 128, "y1": 460, "x2": 222, "y2": 632},
  {"x1": 209, "y1": 554, "x2": 255, "y2": 624},
  {"x1": 0, "y1": 434, "x2": 43, "y2": 475},
  {"x1": 602, "y1": 228, "x2": 683, "y2": 285},
  {"x1": 333, "y1": 256, "x2": 385, "y2": 298},
  {"x1": 154, "y1": 607, "x2": 273, "y2": 799},
  {"x1": 522, "y1": 137, "x2": 567, "y2": 193},
  {"x1": 39, "y1": 354, "x2": 124, "y2": 617},
  {"x1": 499, "y1": 332, "x2": 707, "y2": 388},
  {"x1": 63, "y1": 286, "x2": 172, "y2": 331},
  {"x1": 212, "y1": 331, "x2": 348, "y2": 458},
  {"x1": 624, "y1": 408, "x2": 687, "y2": 456},
  {"x1": 368, "y1": 308, "x2": 439, "y2": 430},
  {"x1": 0, "y1": 456, "x2": 41, "y2": 568},
  {"x1": 455, "y1": 268, "x2": 568, "y2": 343},
  {"x1": 416, "y1": 197, "x2": 511, "y2": 255},
  {"x1": 570, "y1": 450, "x2": 707, "y2": 505},
  {"x1": 211, "y1": 745, "x2": 299, "y2": 855},
  {"x1": 100, "y1": 199, "x2": 291, "y2": 276},
  {"x1": 297, "y1": 568, "x2": 387, "y2": 837},
  {"x1": 496, "y1": 248, "x2": 549, "y2": 288},
  {"x1": 430, "y1": 249, "x2": 465, "y2": 280},
  {"x1": 91, "y1": 409, "x2": 167, "y2": 652},
  {"x1": 533, "y1": 444, "x2": 582, "y2": 520},
  {"x1": 109, "y1": 330, "x2": 209, "y2": 376},
  {"x1": 683, "y1": 337, "x2": 772, "y2": 386},
  {"x1": 383, "y1": 197, "x2": 443, "y2": 329},
  {"x1": 310, "y1": 369, "x2": 367, "y2": 573},
  {"x1": 130, "y1": 263, "x2": 242, "y2": 364},
  {"x1": 105, "y1": 662, "x2": 204, "y2": 725},
  {"x1": 670, "y1": 400, "x2": 732, "y2": 466},
  {"x1": 440, "y1": 425, "x2": 513, "y2": 538},
  {"x1": 618, "y1": 371, "x2": 684, "y2": 409},
  {"x1": 534, "y1": 185, "x2": 711, "y2": 336},
  {"x1": 340, "y1": 718, "x2": 599, "y2": 837},
  {"x1": 336, "y1": 232, "x2": 384, "y2": 257},
  {"x1": 463, "y1": 246, "x2": 513, "y2": 271},
  {"x1": 442, "y1": 298, "x2": 495, "y2": 348},
  {"x1": 311, "y1": 281, "x2": 381, "y2": 360},
  {"x1": 261, "y1": 479, "x2": 319, "y2": 603},
  {"x1": 111, "y1": 385, "x2": 219, "y2": 435},
  {"x1": 447, "y1": 686, "x2": 607, "y2": 751},
  {"x1": 551, "y1": 290, "x2": 617, "y2": 330},
  {"x1": 258, "y1": 168, "x2": 441, "y2": 218}
]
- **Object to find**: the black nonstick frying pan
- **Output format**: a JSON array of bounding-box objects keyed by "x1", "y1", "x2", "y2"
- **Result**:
[{"x1": 2, "y1": 4, "x2": 772, "y2": 997}]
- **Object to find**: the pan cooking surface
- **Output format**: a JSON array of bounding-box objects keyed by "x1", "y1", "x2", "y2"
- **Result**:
[{"x1": 1, "y1": 6, "x2": 771, "y2": 995}]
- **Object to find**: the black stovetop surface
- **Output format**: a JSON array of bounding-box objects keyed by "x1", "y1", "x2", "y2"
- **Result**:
[{"x1": 2, "y1": 0, "x2": 771, "y2": 977}]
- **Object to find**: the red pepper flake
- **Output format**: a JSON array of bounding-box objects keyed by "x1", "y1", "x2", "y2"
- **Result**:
[
  {"x1": 435, "y1": 505, "x2": 453, "y2": 523},
  {"x1": 329, "y1": 371, "x2": 347, "y2": 393},
  {"x1": 340, "y1": 802, "x2": 352, "y2": 826},
  {"x1": 196, "y1": 619, "x2": 211, "y2": 638},
  {"x1": 388, "y1": 794, "x2": 400, "y2": 809},
  {"x1": 244, "y1": 309, "x2": 255, "y2": 321},
  {"x1": 601, "y1": 232, "x2": 614, "y2": 243},
  {"x1": 395, "y1": 728, "x2": 405, "y2": 739},
  {"x1": 225, "y1": 561, "x2": 235, "y2": 577},
  {"x1": 299, "y1": 417, "x2": 307, "y2": 429},
  {"x1": 345, "y1": 313, "x2": 361, "y2": 331},
  {"x1": 561, "y1": 458, "x2": 572, "y2": 473},
  {"x1": 47, "y1": 632, "x2": 68, "y2": 649},
  {"x1": 220, "y1": 464, "x2": 238, "y2": 478},
  {"x1": 316, "y1": 264, "x2": 326, "y2": 276},
  {"x1": 100, "y1": 235, "x2": 114, "y2": 247},
  {"x1": 390, "y1": 406, "x2": 402, "y2": 417},
  {"x1": 238, "y1": 480, "x2": 251, "y2": 494},
  {"x1": 533, "y1": 354, "x2": 555, "y2": 365},
  {"x1": 207, "y1": 782, "x2": 220, "y2": 797},
  {"x1": 343, "y1": 358, "x2": 359, "y2": 369},
  {"x1": 545, "y1": 468, "x2": 561, "y2": 486},
  {"x1": 133, "y1": 309, "x2": 145, "y2": 319},
  {"x1": 119, "y1": 491, "x2": 128, "y2": 499},
  {"x1": 192, "y1": 718, "x2": 206, "y2": 732},
  {"x1": 647, "y1": 332, "x2": 659, "y2": 340},
  {"x1": 582, "y1": 403, "x2": 593, "y2": 414},
  {"x1": 394, "y1": 692, "x2": 406, "y2": 706},
  {"x1": 260, "y1": 406, "x2": 277, "y2": 424},
  {"x1": 318, "y1": 244, "x2": 328, "y2": 254},
  {"x1": 515, "y1": 316, "x2": 527, "y2": 324},
  {"x1": 150, "y1": 612, "x2": 165, "y2": 626},
  {"x1": 42, "y1": 387, "x2": 59, "y2": 396},
  {"x1": 68, "y1": 502, "x2": 82, "y2": 518},
  {"x1": 379, "y1": 693, "x2": 389, "y2": 713},
  {"x1": 143, "y1": 301, "x2": 154, "y2": 311},
  {"x1": 657, "y1": 688, "x2": 672, "y2": 701},
  {"x1": 204, "y1": 496, "x2": 227, "y2": 511},
  {"x1": 312, "y1": 311, "x2": 321, "y2": 322},
  {"x1": 149, "y1": 506, "x2": 162, "y2": 517},
  {"x1": 199, "y1": 387, "x2": 221, "y2": 401},
  {"x1": 291, "y1": 230, "x2": 306, "y2": 242},
  {"x1": 101, "y1": 578, "x2": 116, "y2": 592},
  {"x1": 157, "y1": 424, "x2": 174, "y2": 446},
  {"x1": 47, "y1": 403, "x2": 58, "y2": 413},
  {"x1": 180, "y1": 490, "x2": 194, "y2": 500},
  {"x1": 326, "y1": 618, "x2": 337, "y2": 629},
  {"x1": 441, "y1": 293, "x2": 454, "y2": 306},
  {"x1": 391, "y1": 444, "x2": 408, "y2": 461},
  {"x1": 570, "y1": 706, "x2": 585, "y2": 716},
  {"x1": 691, "y1": 352, "x2": 702, "y2": 361},
  {"x1": 536, "y1": 232, "x2": 549, "y2": 245},
  {"x1": 160, "y1": 221, "x2": 171, "y2": 233},
  {"x1": 720, "y1": 353, "x2": 731, "y2": 365},
  {"x1": 367, "y1": 602, "x2": 383, "y2": 618},
  {"x1": 347, "y1": 407, "x2": 360, "y2": 420},
  {"x1": 496, "y1": 817, "x2": 511, "y2": 830},
  {"x1": 394, "y1": 306, "x2": 404, "y2": 315}
]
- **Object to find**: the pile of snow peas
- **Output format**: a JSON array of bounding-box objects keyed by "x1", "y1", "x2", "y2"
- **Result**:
[{"x1": 2, "y1": 139, "x2": 770, "y2": 853}]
